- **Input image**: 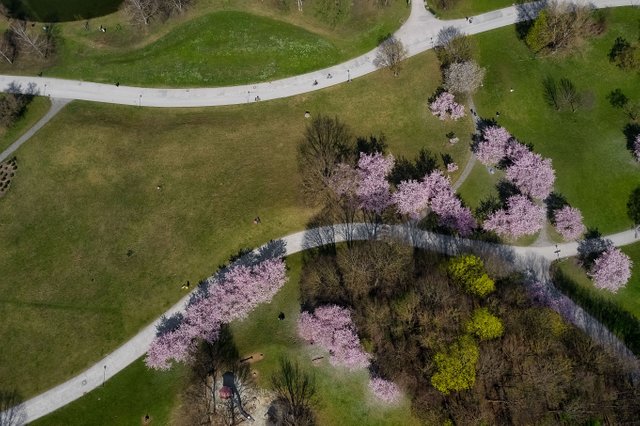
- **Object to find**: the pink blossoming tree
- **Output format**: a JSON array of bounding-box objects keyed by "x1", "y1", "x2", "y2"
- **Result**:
[
  {"x1": 392, "y1": 179, "x2": 431, "y2": 220},
  {"x1": 589, "y1": 247, "x2": 632, "y2": 292},
  {"x1": 446, "y1": 162, "x2": 459, "y2": 173},
  {"x1": 356, "y1": 152, "x2": 395, "y2": 215},
  {"x1": 634, "y1": 134, "x2": 640, "y2": 161},
  {"x1": 483, "y1": 195, "x2": 545, "y2": 238},
  {"x1": 429, "y1": 92, "x2": 465, "y2": 121},
  {"x1": 392, "y1": 171, "x2": 475, "y2": 236},
  {"x1": 506, "y1": 151, "x2": 555, "y2": 200},
  {"x1": 475, "y1": 126, "x2": 512, "y2": 165},
  {"x1": 298, "y1": 305, "x2": 370, "y2": 369},
  {"x1": 553, "y1": 206, "x2": 586, "y2": 241},
  {"x1": 368, "y1": 377, "x2": 402, "y2": 404},
  {"x1": 146, "y1": 257, "x2": 288, "y2": 370}
]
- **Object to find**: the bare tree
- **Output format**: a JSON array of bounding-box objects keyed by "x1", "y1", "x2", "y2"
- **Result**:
[
  {"x1": 9, "y1": 21, "x2": 54, "y2": 59},
  {"x1": 122, "y1": 0, "x2": 160, "y2": 26},
  {"x1": 269, "y1": 358, "x2": 316, "y2": 425},
  {"x1": 436, "y1": 26, "x2": 473, "y2": 67},
  {"x1": 373, "y1": 36, "x2": 407, "y2": 77},
  {"x1": 443, "y1": 60, "x2": 486, "y2": 94},
  {"x1": 160, "y1": 0, "x2": 194, "y2": 16},
  {"x1": 298, "y1": 115, "x2": 354, "y2": 203},
  {"x1": 0, "y1": 390, "x2": 26, "y2": 426},
  {"x1": 0, "y1": 30, "x2": 17, "y2": 64},
  {"x1": 525, "y1": 1, "x2": 604, "y2": 54}
]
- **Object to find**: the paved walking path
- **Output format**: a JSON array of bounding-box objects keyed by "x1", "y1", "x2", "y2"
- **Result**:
[
  {"x1": 0, "y1": 98, "x2": 71, "y2": 163},
  {"x1": 0, "y1": 0, "x2": 635, "y2": 108},
  {"x1": 10, "y1": 222, "x2": 640, "y2": 423}
]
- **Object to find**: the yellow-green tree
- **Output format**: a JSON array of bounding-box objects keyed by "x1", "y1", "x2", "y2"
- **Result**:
[
  {"x1": 447, "y1": 255, "x2": 495, "y2": 297},
  {"x1": 466, "y1": 308, "x2": 504, "y2": 340},
  {"x1": 431, "y1": 335, "x2": 479, "y2": 395}
]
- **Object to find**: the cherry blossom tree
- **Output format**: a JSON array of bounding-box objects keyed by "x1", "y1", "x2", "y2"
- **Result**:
[
  {"x1": 483, "y1": 195, "x2": 545, "y2": 238},
  {"x1": 297, "y1": 305, "x2": 370, "y2": 370},
  {"x1": 392, "y1": 171, "x2": 475, "y2": 236},
  {"x1": 633, "y1": 134, "x2": 640, "y2": 161},
  {"x1": 505, "y1": 139, "x2": 529, "y2": 162},
  {"x1": 146, "y1": 257, "x2": 287, "y2": 370},
  {"x1": 506, "y1": 150, "x2": 555, "y2": 200},
  {"x1": 475, "y1": 126, "x2": 512, "y2": 165},
  {"x1": 356, "y1": 152, "x2": 394, "y2": 215},
  {"x1": 392, "y1": 179, "x2": 431, "y2": 220},
  {"x1": 368, "y1": 377, "x2": 402, "y2": 404},
  {"x1": 446, "y1": 162, "x2": 459, "y2": 173},
  {"x1": 589, "y1": 247, "x2": 632, "y2": 292},
  {"x1": 553, "y1": 206, "x2": 586, "y2": 241},
  {"x1": 429, "y1": 91, "x2": 465, "y2": 121}
]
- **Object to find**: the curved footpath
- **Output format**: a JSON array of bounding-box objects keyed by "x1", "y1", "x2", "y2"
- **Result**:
[
  {"x1": 11, "y1": 222, "x2": 640, "y2": 423},
  {"x1": 0, "y1": 0, "x2": 635, "y2": 108}
]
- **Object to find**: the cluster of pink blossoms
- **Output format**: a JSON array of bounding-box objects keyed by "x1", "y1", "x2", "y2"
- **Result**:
[
  {"x1": 589, "y1": 247, "x2": 633, "y2": 293},
  {"x1": 634, "y1": 134, "x2": 640, "y2": 161},
  {"x1": 429, "y1": 92, "x2": 465, "y2": 121},
  {"x1": 356, "y1": 153, "x2": 395, "y2": 214},
  {"x1": 298, "y1": 305, "x2": 403, "y2": 402},
  {"x1": 368, "y1": 377, "x2": 402, "y2": 404},
  {"x1": 392, "y1": 171, "x2": 476, "y2": 236},
  {"x1": 146, "y1": 258, "x2": 287, "y2": 370},
  {"x1": 475, "y1": 126, "x2": 512, "y2": 166},
  {"x1": 483, "y1": 195, "x2": 545, "y2": 238},
  {"x1": 506, "y1": 150, "x2": 555, "y2": 200},
  {"x1": 553, "y1": 206, "x2": 586, "y2": 241},
  {"x1": 297, "y1": 305, "x2": 370, "y2": 369},
  {"x1": 475, "y1": 126, "x2": 555, "y2": 200},
  {"x1": 446, "y1": 162, "x2": 459, "y2": 173}
]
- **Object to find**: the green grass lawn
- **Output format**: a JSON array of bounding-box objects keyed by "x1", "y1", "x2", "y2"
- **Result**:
[
  {"x1": 426, "y1": 0, "x2": 514, "y2": 19},
  {"x1": 31, "y1": 360, "x2": 188, "y2": 426},
  {"x1": 0, "y1": 97, "x2": 50, "y2": 154},
  {"x1": 0, "y1": 51, "x2": 473, "y2": 398},
  {"x1": 0, "y1": 0, "x2": 408, "y2": 87},
  {"x1": 48, "y1": 11, "x2": 343, "y2": 87},
  {"x1": 35, "y1": 254, "x2": 420, "y2": 425},
  {"x1": 473, "y1": 7, "x2": 640, "y2": 234}
]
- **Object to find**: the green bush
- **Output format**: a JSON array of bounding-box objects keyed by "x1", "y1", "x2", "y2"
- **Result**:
[
  {"x1": 431, "y1": 335, "x2": 479, "y2": 394},
  {"x1": 466, "y1": 307, "x2": 504, "y2": 340}
]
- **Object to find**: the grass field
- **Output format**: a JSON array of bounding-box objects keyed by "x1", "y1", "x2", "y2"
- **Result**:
[
  {"x1": 0, "y1": 97, "x2": 50, "y2": 154},
  {"x1": 472, "y1": 7, "x2": 640, "y2": 234},
  {"x1": 0, "y1": 51, "x2": 473, "y2": 398},
  {"x1": 0, "y1": 0, "x2": 409, "y2": 87},
  {"x1": 31, "y1": 360, "x2": 188, "y2": 426},
  {"x1": 426, "y1": 0, "x2": 513, "y2": 19},
  {"x1": 34, "y1": 254, "x2": 421, "y2": 425}
]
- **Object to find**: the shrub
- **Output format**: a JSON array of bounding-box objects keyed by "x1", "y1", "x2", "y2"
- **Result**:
[{"x1": 466, "y1": 308, "x2": 504, "y2": 340}]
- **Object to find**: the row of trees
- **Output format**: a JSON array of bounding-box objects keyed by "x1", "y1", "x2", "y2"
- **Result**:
[{"x1": 122, "y1": 0, "x2": 194, "y2": 27}]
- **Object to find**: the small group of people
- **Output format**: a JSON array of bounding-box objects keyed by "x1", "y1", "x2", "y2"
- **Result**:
[
  {"x1": 465, "y1": 16, "x2": 473, "y2": 23},
  {"x1": 253, "y1": 216, "x2": 261, "y2": 224}
]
